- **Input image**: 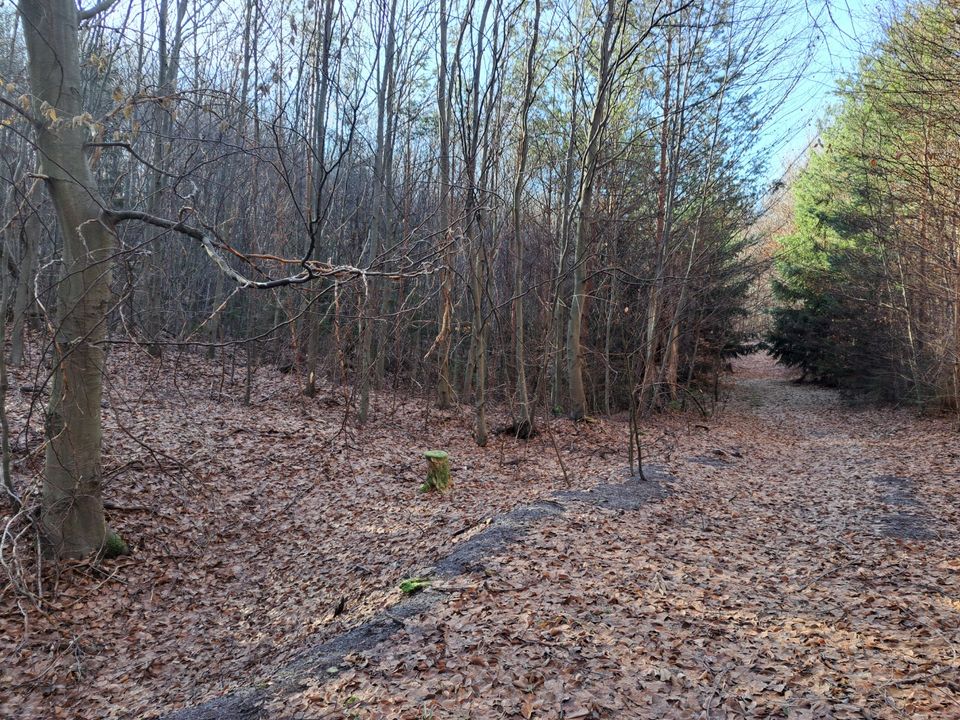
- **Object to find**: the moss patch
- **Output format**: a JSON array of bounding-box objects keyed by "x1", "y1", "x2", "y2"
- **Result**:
[
  {"x1": 399, "y1": 577, "x2": 431, "y2": 595},
  {"x1": 103, "y1": 530, "x2": 130, "y2": 559},
  {"x1": 421, "y1": 450, "x2": 451, "y2": 492}
]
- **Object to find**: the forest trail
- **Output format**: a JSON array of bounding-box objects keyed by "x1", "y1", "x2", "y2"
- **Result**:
[
  {"x1": 4, "y1": 352, "x2": 960, "y2": 719},
  {"x1": 270, "y1": 354, "x2": 960, "y2": 719},
  {"x1": 6, "y1": 1, "x2": 959, "y2": 718}
]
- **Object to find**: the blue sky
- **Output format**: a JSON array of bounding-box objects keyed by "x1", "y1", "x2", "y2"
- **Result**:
[{"x1": 759, "y1": 0, "x2": 894, "y2": 184}]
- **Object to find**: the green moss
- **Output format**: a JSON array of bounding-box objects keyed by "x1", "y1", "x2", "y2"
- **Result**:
[
  {"x1": 103, "y1": 530, "x2": 129, "y2": 558},
  {"x1": 421, "y1": 450, "x2": 451, "y2": 492},
  {"x1": 399, "y1": 577, "x2": 430, "y2": 595}
]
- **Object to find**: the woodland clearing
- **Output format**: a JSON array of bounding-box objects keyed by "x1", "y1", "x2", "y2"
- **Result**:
[{"x1": 2, "y1": 352, "x2": 958, "y2": 719}]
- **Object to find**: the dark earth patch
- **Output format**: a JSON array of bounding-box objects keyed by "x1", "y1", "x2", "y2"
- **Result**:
[
  {"x1": 434, "y1": 500, "x2": 565, "y2": 576},
  {"x1": 875, "y1": 475, "x2": 937, "y2": 541},
  {"x1": 163, "y1": 470, "x2": 668, "y2": 719},
  {"x1": 555, "y1": 465, "x2": 668, "y2": 510},
  {"x1": 162, "y1": 690, "x2": 266, "y2": 720}
]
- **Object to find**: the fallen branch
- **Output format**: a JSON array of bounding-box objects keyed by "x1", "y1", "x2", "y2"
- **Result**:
[{"x1": 544, "y1": 420, "x2": 570, "y2": 487}]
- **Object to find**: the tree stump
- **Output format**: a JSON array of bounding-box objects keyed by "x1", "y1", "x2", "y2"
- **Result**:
[{"x1": 422, "y1": 450, "x2": 451, "y2": 492}]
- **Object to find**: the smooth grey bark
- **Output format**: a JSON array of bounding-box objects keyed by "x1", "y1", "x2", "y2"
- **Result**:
[{"x1": 21, "y1": 0, "x2": 116, "y2": 557}]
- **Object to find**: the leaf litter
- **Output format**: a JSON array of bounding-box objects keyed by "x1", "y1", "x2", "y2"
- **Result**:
[{"x1": 1, "y1": 351, "x2": 959, "y2": 719}]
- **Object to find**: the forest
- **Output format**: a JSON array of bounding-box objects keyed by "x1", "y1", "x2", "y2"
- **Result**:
[
  {"x1": 768, "y1": 2, "x2": 960, "y2": 407},
  {"x1": 0, "y1": 0, "x2": 958, "y2": 718}
]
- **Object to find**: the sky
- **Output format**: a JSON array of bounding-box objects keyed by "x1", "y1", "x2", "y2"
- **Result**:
[
  {"x1": 10, "y1": 0, "x2": 899, "y2": 192},
  {"x1": 758, "y1": 0, "x2": 896, "y2": 185}
]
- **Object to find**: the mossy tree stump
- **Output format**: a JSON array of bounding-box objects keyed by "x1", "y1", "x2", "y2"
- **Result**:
[{"x1": 422, "y1": 450, "x2": 451, "y2": 492}]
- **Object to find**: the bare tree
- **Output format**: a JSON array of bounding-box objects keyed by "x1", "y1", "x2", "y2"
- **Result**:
[
  {"x1": 21, "y1": 0, "x2": 118, "y2": 557},
  {"x1": 508, "y1": 0, "x2": 541, "y2": 437}
]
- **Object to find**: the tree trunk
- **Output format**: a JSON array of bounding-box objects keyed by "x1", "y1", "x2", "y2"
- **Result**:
[
  {"x1": 640, "y1": 16, "x2": 674, "y2": 411},
  {"x1": 656, "y1": 9, "x2": 722, "y2": 404},
  {"x1": 302, "y1": 295, "x2": 321, "y2": 397},
  {"x1": 567, "y1": 0, "x2": 621, "y2": 420},
  {"x1": 460, "y1": 0, "x2": 495, "y2": 445},
  {"x1": 509, "y1": 0, "x2": 541, "y2": 438},
  {"x1": 0, "y1": 269, "x2": 16, "y2": 507},
  {"x1": 358, "y1": 0, "x2": 397, "y2": 424},
  {"x1": 304, "y1": 0, "x2": 335, "y2": 398},
  {"x1": 22, "y1": 0, "x2": 115, "y2": 558},
  {"x1": 549, "y1": 63, "x2": 579, "y2": 412},
  {"x1": 141, "y1": 0, "x2": 189, "y2": 340},
  {"x1": 435, "y1": 0, "x2": 455, "y2": 410},
  {"x1": 10, "y1": 208, "x2": 39, "y2": 367},
  {"x1": 604, "y1": 272, "x2": 616, "y2": 415}
]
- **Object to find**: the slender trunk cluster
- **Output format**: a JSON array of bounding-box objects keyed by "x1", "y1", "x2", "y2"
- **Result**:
[{"x1": 7, "y1": 0, "x2": 799, "y2": 556}]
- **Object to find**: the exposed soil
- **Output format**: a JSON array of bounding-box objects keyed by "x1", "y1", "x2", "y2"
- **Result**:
[{"x1": 166, "y1": 481, "x2": 668, "y2": 720}]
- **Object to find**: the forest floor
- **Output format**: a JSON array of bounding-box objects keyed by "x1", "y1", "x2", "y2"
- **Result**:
[{"x1": 2, "y1": 351, "x2": 959, "y2": 719}]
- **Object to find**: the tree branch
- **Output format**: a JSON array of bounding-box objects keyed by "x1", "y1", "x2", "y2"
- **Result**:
[
  {"x1": 77, "y1": 0, "x2": 117, "y2": 21},
  {"x1": 105, "y1": 209, "x2": 439, "y2": 290}
]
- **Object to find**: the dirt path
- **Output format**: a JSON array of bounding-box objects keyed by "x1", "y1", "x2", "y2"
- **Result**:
[{"x1": 276, "y1": 354, "x2": 960, "y2": 719}]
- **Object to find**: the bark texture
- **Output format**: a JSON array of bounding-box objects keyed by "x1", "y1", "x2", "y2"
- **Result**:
[{"x1": 22, "y1": 0, "x2": 115, "y2": 558}]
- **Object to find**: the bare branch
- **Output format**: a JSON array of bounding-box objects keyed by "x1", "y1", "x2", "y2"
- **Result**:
[{"x1": 77, "y1": 0, "x2": 117, "y2": 21}]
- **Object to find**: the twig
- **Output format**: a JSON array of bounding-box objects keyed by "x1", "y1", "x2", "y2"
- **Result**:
[
  {"x1": 879, "y1": 665, "x2": 958, "y2": 689},
  {"x1": 545, "y1": 420, "x2": 570, "y2": 487},
  {"x1": 451, "y1": 517, "x2": 491, "y2": 538},
  {"x1": 798, "y1": 559, "x2": 858, "y2": 592}
]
